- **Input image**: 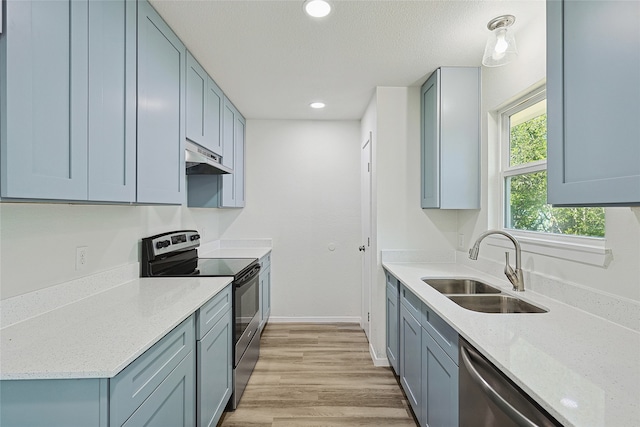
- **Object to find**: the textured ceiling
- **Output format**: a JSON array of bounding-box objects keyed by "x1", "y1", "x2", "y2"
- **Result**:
[{"x1": 149, "y1": 0, "x2": 545, "y2": 120}]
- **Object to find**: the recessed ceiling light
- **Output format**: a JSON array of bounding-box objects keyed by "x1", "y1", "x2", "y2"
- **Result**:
[
  {"x1": 310, "y1": 102, "x2": 326, "y2": 109},
  {"x1": 304, "y1": 0, "x2": 331, "y2": 18}
]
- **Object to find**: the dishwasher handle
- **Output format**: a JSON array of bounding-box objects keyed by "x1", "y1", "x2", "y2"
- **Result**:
[{"x1": 460, "y1": 346, "x2": 539, "y2": 427}]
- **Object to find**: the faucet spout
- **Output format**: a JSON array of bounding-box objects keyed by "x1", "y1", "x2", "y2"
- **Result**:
[{"x1": 468, "y1": 229, "x2": 525, "y2": 291}]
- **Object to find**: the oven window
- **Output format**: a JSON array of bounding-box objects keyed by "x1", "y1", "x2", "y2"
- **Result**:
[{"x1": 235, "y1": 274, "x2": 259, "y2": 339}]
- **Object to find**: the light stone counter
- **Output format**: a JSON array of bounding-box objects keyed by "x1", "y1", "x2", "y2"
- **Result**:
[
  {"x1": 382, "y1": 262, "x2": 640, "y2": 427},
  {"x1": 0, "y1": 276, "x2": 232, "y2": 380}
]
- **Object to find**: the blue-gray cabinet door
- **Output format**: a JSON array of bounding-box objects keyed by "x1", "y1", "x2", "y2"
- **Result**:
[
  {"x1": 1, "y1": 0, "x2": 88, "y2": 200},
  {"x1": 186, "y1": 52, "x2": 208, "y2": 148},
  {"x1": 220, "y1": 97, "x2": 237, "y2": 207},
  {"x1": 421, "y1": 69, "x2": 440, "y2": 209},
  {"x1": 421, "y1": 328, "x2": 458, "y2": 427},
  {"x1": 136, "y1": 0, "x2": 186, "y2": 204},
  {"x1": 197, "y1": 308, "x2": 232, "y2": 427},
  {"x1": 220, "y1": 96, "x2": 245, "y2": 208},
  {"x1": 386, "y1": 282, "x2": 399, "y2": 375},
  {"x1": 420, "y1": 67, "x2": 480, "y2": 209},
  {"x1": 400, "y1": 304, "x2": 422, "y2": 420},
  {"x1": 205, "y1": 77, "x2": 224, "y2": 156},
  {"x1": 547, "y1": 0, "x2": 640, "y2": 206},
  {"x1": 121, "y1": 351, "x2": 196, "y2": 427},
  {"x1": 88, "y1": 0, "x2": 137, "y2": 202},
  {"x1": 234, "y1": 113, "x2": 246, "y2": 207},
  {"x1": 260, "y1": 264, "x2": 271, "y2": 329},
  {"x1": 186, "y1": 52, "x2": 223, "y2": 156}
]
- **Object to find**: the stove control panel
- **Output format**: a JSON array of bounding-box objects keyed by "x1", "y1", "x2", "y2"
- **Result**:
[{"x1": 144, "y1": 230, "x2": 201, "y2": 258}]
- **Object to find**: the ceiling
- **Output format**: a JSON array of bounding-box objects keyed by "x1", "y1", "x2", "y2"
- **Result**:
[{"x1": 149, "y1": 0, "x2": 545, "y2": 120}]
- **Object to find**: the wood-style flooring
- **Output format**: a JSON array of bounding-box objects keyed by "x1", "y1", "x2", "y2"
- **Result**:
[{"x1": 219, "y1": 323, "x2": 417, "y2": 427}]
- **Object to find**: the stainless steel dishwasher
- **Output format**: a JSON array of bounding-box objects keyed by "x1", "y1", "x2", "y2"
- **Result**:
[{"x1": 459, "y1": 338, "x2": 562, "y2": 427}]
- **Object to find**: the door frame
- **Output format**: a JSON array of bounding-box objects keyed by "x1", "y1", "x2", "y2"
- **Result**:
[{"x1": 361, "y1": 132, "x2": 373, "y2": 340}]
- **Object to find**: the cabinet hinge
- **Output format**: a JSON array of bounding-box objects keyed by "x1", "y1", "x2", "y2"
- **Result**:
[{"x1": 368, "y1": 312, "x2": 370, "y2": 322}]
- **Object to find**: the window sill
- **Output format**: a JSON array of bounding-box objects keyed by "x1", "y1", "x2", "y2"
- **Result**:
[{"x1": 486, "y1": 230, "x2": 612, "y2": 267}]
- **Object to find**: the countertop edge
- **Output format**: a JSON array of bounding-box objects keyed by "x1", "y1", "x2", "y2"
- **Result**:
[{"x1": 382, "y1": 261, "x2": 640, "y2": 427}]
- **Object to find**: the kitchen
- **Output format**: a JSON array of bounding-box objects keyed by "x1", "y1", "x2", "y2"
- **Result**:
[{"x1": 1, "y1": 0, "x2": 639, "y2": 426}]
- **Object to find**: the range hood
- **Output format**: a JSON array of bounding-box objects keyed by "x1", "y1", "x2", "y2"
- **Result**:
[{"x1": 185, "y1": 140, "x2": 232, "y2": 175}]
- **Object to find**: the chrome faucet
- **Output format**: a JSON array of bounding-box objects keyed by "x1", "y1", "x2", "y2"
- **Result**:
[{"x1": 468, "y1": 229, "x2": 525, "y2": 292}]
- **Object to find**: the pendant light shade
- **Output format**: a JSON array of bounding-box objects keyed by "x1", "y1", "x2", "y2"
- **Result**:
[{"x1": 482, "y1": 15, "x2": 518, "y2": 67}]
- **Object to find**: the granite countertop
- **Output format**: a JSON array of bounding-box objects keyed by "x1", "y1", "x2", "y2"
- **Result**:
[
  {"x1": 0, "y1": 276, "x2": 232, "y2": 380},
  {"x1": 383, "y1": 262, "x2": 640, "y2": 427}
]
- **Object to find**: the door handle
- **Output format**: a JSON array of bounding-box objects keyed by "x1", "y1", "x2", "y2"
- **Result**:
[{"x1": 359, "y1": 245, "x2": 366, "y2": 252}]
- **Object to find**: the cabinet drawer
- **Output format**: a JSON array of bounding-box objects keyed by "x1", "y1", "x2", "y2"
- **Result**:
[
  {"x1": 422, "y1": 304, "x2": 458, "y2": 364},
  {"x1": 110, "y1": 315, "x2": 195, "y2": 427},
  {"x1": 197, "y1": 285, "x2": 231, "y2": 340},
  {"x1": 122, "y1": 350, "x2": 195, "y2": 427},
  {"x1": 400, "y1": 284, "x2": 423, "y2": 324},
  {"x1": 385, "y1": 271, "x2": 399, "y2": 297}
]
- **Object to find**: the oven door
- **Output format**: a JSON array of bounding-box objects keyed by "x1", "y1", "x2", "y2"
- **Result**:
[{"x1": 234, "y1": 264, "x2": 260, "y2": 366}]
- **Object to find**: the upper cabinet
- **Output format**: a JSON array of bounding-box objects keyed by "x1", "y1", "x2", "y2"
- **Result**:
[
  {"x1": 547, "y1": 0, "x2": 640, "y2": 206},
  {"x1": 136, "y1": 0, "x2": 186, "y2": 204},
  {"x1": 220, "y1": 97, "x2": 246, "y2": 208},
  {"x1": 1, "y1": 0, "x2": 243, "y2": 207},
  {"x1": 186, "y1": 52, "x2": 224, "y2": 156},
  {"x1": 1, "y1": 0, "x2": 90, "y2": 201},
  {"x1": 88, "y1": 0, "x2": 137, "y2": 202},
  {"x1": 421, "y1": 67, "x2": 480, "y2": 209}
]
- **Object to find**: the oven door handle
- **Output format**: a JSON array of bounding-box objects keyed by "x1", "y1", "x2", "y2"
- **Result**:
[
  {"x1": 236, "y1": 265, "x2": 261, "y2": 287},
  {"x1": 460, "y1": 346, "x2": 538, "y2": 427}
]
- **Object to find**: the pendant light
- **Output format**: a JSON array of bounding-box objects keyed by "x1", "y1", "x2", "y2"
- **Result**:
[{"x1": 482, "y1": 15, "x2": 518, "y2": 67}]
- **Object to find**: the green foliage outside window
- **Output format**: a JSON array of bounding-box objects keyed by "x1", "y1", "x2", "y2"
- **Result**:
[{"x1": 507, "y1": 112, "x2": 605, "y2": 237}]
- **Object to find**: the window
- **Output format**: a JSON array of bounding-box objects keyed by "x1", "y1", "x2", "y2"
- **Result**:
[{"x1": 501, "y1": 88, "x2": 605, "y2": 238}]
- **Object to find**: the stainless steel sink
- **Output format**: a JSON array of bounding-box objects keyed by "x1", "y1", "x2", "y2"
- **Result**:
[
  {"x1": 447, "y1": 295, "x2": 548, "y2": 314},
  {"x1": 423, "y1": 278, "x2": 502, "y2": 295}
]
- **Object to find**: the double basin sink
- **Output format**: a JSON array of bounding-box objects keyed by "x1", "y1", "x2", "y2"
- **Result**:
[{"x1": 423, "y1": 278, "x2": 547, "y2": 314}]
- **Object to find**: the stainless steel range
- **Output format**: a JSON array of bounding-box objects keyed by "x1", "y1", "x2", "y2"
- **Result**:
[{"x1": 140, "y1": 230, "x2": 261, "y2": 409}]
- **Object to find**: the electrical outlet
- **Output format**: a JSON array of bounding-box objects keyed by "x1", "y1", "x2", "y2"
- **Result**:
[
  {"x1": 76, "y1": 246, "x2": 88, "y2": 271},
  {"x1": 458, "y1": 234, "x2": 465, "y2": 249}
]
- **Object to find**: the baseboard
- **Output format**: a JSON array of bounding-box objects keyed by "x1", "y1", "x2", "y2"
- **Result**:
[
  {"x1": 269, "y1": 316, "x2": 362, "y2": 324},
  {"x1": 369, "y1": 343, "x2": 391, "y2": 367}
]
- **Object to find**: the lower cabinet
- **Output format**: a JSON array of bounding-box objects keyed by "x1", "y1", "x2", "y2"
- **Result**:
[
  {"x1": 0, "y1": 287, "x2": 235, "y2": 427},
  {"x1": 400, "y1": 304, "x2": 423, "y2": 420},
  {"x1": 421, "y1": 328, "x2": 458, "y2": 427},
  {"x1": 110, "y1": 316, "x2": 195, "y2": 426},
  {"x1": 197, "y1": 306, "x2": 232, "y2": 427},
  {"x1": 385, "y1": 272, "x2": 400, "y2": 375},
  {"x1": 397, "y1": 281, "x2": 459, "y2": 427},
  {"x1": 122, "y1": 351, "x2": 195, "y2": 427},
  {"x1": 259, "y1": 252, "x2": 272, "y2": 332}
]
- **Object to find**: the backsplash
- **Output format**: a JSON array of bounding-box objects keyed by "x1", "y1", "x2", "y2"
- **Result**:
[
  {"x1": 381, "y1": 249, "x2": 639, "y2": 332},
  {"x1": 1, "y1": 263, "x2": 139, "y2": 328},
  {"x1": 457, "y1": 252, "x2": 640, "y2": 332}
]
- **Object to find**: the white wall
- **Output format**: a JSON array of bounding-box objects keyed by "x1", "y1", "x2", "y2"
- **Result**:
[
  {"x1": 0, "y1": 203, "x2": 222, "y2": 299},
  {"x1": 458, "y1": 6, "x2": 640, "y2": 302},
  {"x1": 217, "y1": 119, "x2": 363, "y2": 321},
  {"x1": 366, "y1": 87, "x2": 458, "y2": 360}
]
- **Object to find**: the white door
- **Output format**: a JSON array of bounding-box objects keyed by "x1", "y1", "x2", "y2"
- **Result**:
[{"x1": 360, "y1": 132, "x2": 372, "y2": 341}]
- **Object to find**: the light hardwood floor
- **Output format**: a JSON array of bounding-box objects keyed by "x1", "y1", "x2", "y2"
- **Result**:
[{"x1": 219, "y1": 323, "x2": 417, "y2": 427}]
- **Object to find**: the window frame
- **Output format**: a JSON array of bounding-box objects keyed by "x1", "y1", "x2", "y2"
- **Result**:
[{"x1": 495, "y1": 86, "x2": 611, "y2": 267}]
